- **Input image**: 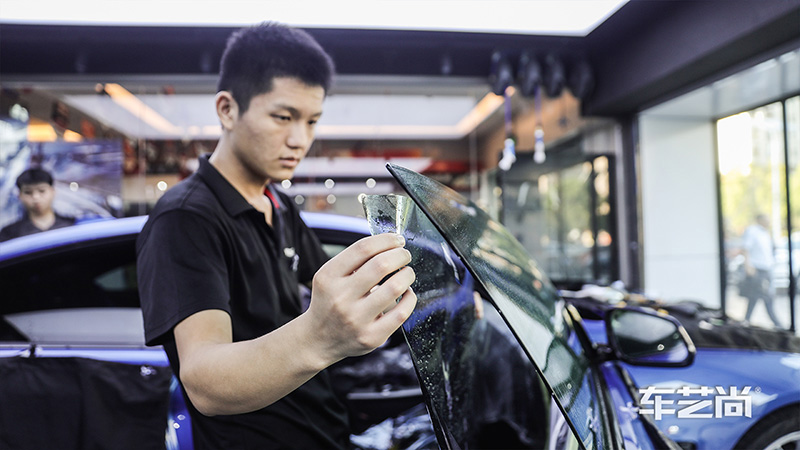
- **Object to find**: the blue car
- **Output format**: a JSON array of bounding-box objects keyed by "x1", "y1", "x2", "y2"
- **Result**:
[{"x1": 1, "y1": 165, "x2": 798, "y2": 449}]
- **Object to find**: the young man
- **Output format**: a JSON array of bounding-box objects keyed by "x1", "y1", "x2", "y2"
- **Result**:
[
  {"x1": 136, "y1": 23, "x2": 417, "y2": 449},
  {"x1": 0, "y1": 168, "x2": 75, "y2": 242}
]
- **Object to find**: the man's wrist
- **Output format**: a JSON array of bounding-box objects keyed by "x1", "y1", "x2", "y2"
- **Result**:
[{"x1": 290, "y1": 312, "x2": 341, "y2": 372}]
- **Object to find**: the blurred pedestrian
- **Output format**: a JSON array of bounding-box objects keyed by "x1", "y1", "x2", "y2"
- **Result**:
[
  {"x1": 0, "y1": 168, "x2": 75, "y2": 242},
  {"x1": 740, "y1": 213, "x2": 780, "y2": 327}
]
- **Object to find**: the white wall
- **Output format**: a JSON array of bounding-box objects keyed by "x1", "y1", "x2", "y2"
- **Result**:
[{"x1": 638, "y1": 115, "x2": 721, "y2": 307}]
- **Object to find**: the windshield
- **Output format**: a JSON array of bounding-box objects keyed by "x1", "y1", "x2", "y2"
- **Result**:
[{"x1": 361, "y1": 164, "x2": 614, "y2": 450}]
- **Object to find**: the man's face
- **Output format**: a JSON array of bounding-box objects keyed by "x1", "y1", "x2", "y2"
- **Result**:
[
  {"x1": 19, "y1": 182, "x2": 55, "y2": 215},
  {"x1": 228, "y1": 77, "x2": 325, "y2": 183}
]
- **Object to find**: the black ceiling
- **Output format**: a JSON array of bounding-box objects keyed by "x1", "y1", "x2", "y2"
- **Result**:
[{"x1": 2, "y1": 0, "x2": 799, "y2": 116}]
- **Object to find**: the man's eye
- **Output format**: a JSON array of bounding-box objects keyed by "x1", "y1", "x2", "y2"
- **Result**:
[{"x1": 273, "y1": 114, "x2": 291, "y2": 121}]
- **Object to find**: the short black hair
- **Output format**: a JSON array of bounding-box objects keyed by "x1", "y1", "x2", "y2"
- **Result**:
[
  {"x1": 16, "y1": 168, "x2": 53, "y2": 189},
  {"x1": 217, "y1": 22, "x2": 335, "y2": 114}
]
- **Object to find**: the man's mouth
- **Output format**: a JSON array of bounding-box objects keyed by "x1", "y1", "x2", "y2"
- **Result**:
[{"x1": 279, "y1": 157, "x2": 299, "y2": 168}]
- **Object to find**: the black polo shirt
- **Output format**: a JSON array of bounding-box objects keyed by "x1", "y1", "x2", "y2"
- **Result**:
[{"x1": 136, "y1": 155, "x2": 349, "y2": 449}]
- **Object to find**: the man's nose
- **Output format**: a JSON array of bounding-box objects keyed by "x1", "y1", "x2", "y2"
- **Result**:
[{"x1": 286, "y1": 123, "x2": 313, "y2": 150}]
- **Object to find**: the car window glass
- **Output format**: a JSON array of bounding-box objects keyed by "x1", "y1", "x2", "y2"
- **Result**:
[
  {"x1": 371, "y1": 164, "x2": 617, "y2": 449},
  {"x1": 363, "y1": 194, "x2": 586, "y2": 449},
  {"x1": 0, "y1": 237, "x2": 141, "y2": 343},
  {"x1": 0, "y1": 237, "x2": 139, "y2": 316},
  {"x1": 94, "y1": 263, "x2": 138, "y2": 292}
]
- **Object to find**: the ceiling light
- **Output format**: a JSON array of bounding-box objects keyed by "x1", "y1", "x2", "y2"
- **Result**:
[
  {"x1": 454, "y1": 88, "x2": 512, "y2": 136},
  {"x1": 63, "y1": 129, "x2": 82, "y2": 142},
  {"x1": 103, "y1": 83, "x2": 182, "y2": 135},
  {"x1": 27, "y1": 122, "x2": 56, "y2": 142}
]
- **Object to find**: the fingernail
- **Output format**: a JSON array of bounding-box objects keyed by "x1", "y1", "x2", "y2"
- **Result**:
[{"x1": 396, "y1": 234, "x2": 405, "y2": 246}]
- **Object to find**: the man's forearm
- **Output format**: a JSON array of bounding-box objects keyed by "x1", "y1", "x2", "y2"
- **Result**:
[{"x1": 176, "y1": 312, "x2": 331, "y2": 416}]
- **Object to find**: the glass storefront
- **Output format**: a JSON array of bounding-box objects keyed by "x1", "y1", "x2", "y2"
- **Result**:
[
  {"x1": 718, "y1": 96, "x2": 799, "y2": 329},
  {"x1": 500, "y1": 140, "x2": 617, "y2": 287}
]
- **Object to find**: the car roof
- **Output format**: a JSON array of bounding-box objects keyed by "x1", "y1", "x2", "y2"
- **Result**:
[{"x1": 0, "y1": 217, "x2": 147, "y2": 262}]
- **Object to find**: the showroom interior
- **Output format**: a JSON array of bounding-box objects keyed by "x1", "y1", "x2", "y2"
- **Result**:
[{"x1": 1, "y1": 0, "x2": 799, "y2": 332}]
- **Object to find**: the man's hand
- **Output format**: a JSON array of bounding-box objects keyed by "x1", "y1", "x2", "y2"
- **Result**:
[{"x1": 305, "y1": 233, "x2": 417, "y2": 365}]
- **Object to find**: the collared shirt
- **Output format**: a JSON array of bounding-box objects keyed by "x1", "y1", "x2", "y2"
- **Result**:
[{"x1": 136, "y1": 155, "x2": 348, "y2": 449}]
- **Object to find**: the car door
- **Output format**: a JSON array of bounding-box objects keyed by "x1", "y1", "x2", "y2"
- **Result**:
[{"x1": 0, "y1": 218, "x2": 183, "y2": 449}]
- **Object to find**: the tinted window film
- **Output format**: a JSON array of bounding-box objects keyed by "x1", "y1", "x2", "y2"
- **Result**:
[
  {"x1": 362, "y1": 193, "x2": 586, "y2": 449},
  {"x1": 376, "y1": 164, "x2": 617, "y2": 449}
]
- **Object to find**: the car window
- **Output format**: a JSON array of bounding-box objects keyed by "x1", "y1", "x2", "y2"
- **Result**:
[
  {"x1": 0, "y1": 224, "x2": 359, "y2": 344},
  {"x1": 367, "y1": 164, "x2": 618, "y2": 449},
  {"x1": 363, "y1": 193, "x2": 583, "y2": 449},
  {"x1": 0, "y1": 235, "x2": 140, "y2": 343},
  {"x1": 0, "y1": 236, "x2": 140, "y2": 317}
]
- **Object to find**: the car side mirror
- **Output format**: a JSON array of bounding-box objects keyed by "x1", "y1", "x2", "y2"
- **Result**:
[{"x1": 605, "y1": 308, "x2": 696, "y2": 367}]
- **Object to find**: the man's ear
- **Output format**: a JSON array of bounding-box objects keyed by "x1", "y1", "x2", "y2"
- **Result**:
[{"x1": 215, "y1": 91, "x2": 238, "y2": 131}]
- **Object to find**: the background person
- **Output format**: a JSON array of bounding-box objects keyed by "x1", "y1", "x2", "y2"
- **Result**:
[
  {"x1": 740, "y1": 213, "x2": 781, "y2": 327},
  {"x1": 0, "y1": 168, "x2": 75, "y2": 242},
  {"x1": 136, "y1": 22, "x2": 417, "y2": 449}
]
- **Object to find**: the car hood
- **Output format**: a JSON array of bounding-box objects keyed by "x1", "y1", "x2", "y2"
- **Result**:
[{"x1": 362, "y1": 164, "x2": 614, "y2": 450}]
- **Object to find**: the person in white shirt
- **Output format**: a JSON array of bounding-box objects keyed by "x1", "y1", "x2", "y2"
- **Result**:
[{"x1": 740, "y1": 213, "x2": 780, "y2": 327}]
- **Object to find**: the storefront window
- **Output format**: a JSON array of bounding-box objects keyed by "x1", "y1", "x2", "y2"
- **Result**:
[
  {"x1": 718, "y1": 99, "x2": 797, "y2": 329},
  {"x1": 503, "y1": 153, "x2": 615, "y2": 287}
]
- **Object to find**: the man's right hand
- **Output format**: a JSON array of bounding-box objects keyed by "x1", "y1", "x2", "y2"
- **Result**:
[{"x1": 305, "y1": 233, "x2": 417, "y2": 365}]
